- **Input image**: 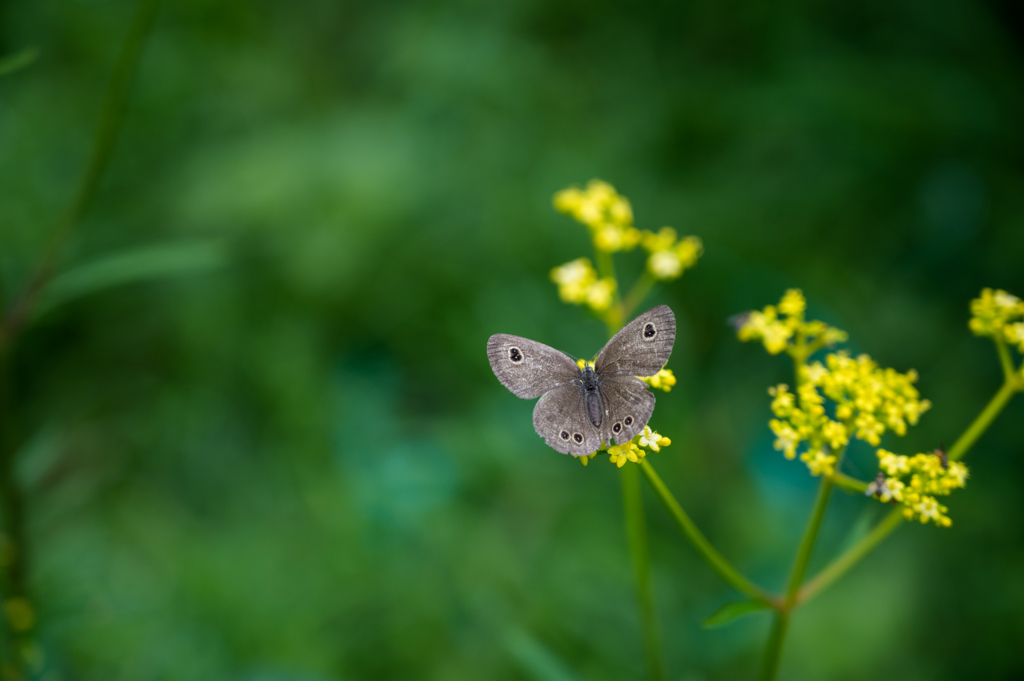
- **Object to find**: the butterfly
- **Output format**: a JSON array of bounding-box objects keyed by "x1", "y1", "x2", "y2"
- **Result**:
[{"x1": 487, "y1": 306, "x2": 676, "y2": 456}]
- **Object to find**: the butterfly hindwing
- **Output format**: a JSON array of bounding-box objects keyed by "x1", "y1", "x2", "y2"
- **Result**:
[
  {"x1": 533, "y1": 384, "x2": 603, "y2": 456},
  {"x1": 598, "y1": 376, "x2": 656, "y2": 446}
]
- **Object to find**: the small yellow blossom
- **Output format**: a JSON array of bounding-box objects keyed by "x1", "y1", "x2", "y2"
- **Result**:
[
  {"x1": 778, "y1": 289, "x2": 806, "y2": 317},
  {"x1": 554, "y1": 180, "x2": 642, "y2": 253},
  {"x1": 969, "y1": 288, "x2": 1024, "y2": 338},
  {"x1": 638, "y1": 425, "x2": 670, "y2": 452},
  {"x1": 586, "y1": 277, "x2": 617, "y2": 311},
  {"x1": 1004, "y1": 322, "x2": 1024, "y2": 353},
  {"x1": 640, "y1": 368, "x2": 676, "y2": 392},
  {"x1": 608, "y1": 442, "x2": 642, "y2": 467},
  {"x1": 769, "y1": 418, "x2": 800, "y2": 460},
  {"x1": 800, "y1": 448, "x2": 837, "y2": 476},
  {"x1": 579, "y1": 452, "x2": 597, "y2": 466},
  {"x1": 551, "y1": 258, "x2": 597, "y2": 304},
  {"x1": 736, "y1": 290, "x2": 848, "y2": 357},
  {"x1": 641, "y1": 227, "x2": 703, "y2": 281},
  {"x1": 550, "y1": 259, "x2": 618, "y2": 313},
  {"x1": 877, "y1": 449, "x2": 910, "y2": 476}
]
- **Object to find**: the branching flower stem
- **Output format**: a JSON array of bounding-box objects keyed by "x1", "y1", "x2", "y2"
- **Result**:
[
  {"x1": 796, "y1": 354, "x2": 1021, "y2": 607},
  {"x1": 760, "y1": 471, "x2": 837, "y2": 680}
]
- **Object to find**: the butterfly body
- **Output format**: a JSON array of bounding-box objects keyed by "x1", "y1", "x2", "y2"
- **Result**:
[
  {"x1": 487, "y1": 306, "x2": 676, "y2": 457},
  {"x1": 580, "y1": 365, "x2": 603, "y2": 427}
]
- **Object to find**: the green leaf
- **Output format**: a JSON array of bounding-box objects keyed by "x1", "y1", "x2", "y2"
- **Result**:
[
  {"x1": 0, "y1": 46, "x2": 39, "y2": 77},
  {"x1": 37, "y1": 240, "x2": 227, "y2": 316},
  {"x1": 701, "y1": 599, "x2": 773, "y2": 629},
  {"x1": 503, "y1": 628, "x2": 580, "y2": 681}
]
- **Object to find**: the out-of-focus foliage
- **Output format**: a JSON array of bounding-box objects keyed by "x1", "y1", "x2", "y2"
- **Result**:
[{"x1": 1, "y1": 0, "x2": 1023, "y2": 679}]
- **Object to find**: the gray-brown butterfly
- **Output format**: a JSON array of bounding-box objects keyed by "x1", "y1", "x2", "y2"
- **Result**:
[{"x1": 487, "y1": 306, "x2": 676, "y2": 456}]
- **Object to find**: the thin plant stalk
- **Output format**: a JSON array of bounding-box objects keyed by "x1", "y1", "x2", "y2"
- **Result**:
[
  {"x1": 760, "y1": 472, "x2": 837, "y2": 681},
  {"x1": 622, "y1": 464, "x2": 668, "y2": 681},
  {"x1": 947, "y1": 378, "x2": 1019, "y2": 462},
  {"x1": 621, "y1": 271, "x2": 656, "y2": 321},
  {"x1": 796, "y1": 509, "x2": 904, "y2": 605},
  {"x1": 639, "y1": 460, "x2": 776, "y2": 606},
  {"x1": 2, "y1": 0, "x2": 164, "y2": 343}
]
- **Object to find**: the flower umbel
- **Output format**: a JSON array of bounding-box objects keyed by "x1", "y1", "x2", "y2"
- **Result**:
[
  {"x1": 867, "y1": 449, "x2": 969, "y2": 526},
  {"x1": 550, "y1": 258, "x2": 617, "y2": 312},
  {"x1": 767, "y1": 352, "x2": 930, "y2": 476},
  {"x1": 969, "y1": 287, "x2": 1024, "y2": 354},
  {"x1": 604, "y1": 425, "x2": 671, "y2": 467},
  {"x1": 641, "y1": 227, "x2": 703, "y2": 281},
  {"x1": 736, "y1": 289, "x2": 847, "y2": 356},
  {"x1": 554, "y1": 180, "x2": 641, "y2": 253}
]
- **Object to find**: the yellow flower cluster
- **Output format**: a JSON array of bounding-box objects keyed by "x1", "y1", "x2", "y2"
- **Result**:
[
  {"x1": 867, "y1": 449, "x2": 969, "y2": 526},
  {"x1": 588, "y1": 426, "x2": 671, "y2": 467},
  {"x1": 639, "y1": 368, "x2": 676, "y2": 392},
  {"x1": 554, "y1": 180, "x2": 642, "y2": 253},
  {"x1": 806, "y1": 353, "x2": 931, "y2": 444},
  {"x1": 550, "y1": 258, "x2": 617, "y2": 312},
  {"x1": 736, "y1": 289, "x2": 848, "y2": 356},
  {"x1": 969, "y1": 288, "x2": 1024, "y2": 353},
  {"x1": 553, "y1": 181, "x2": 703, "y2": 287},
  {"x1": 642, "y1": 227, "x2": 703, "y2": 281},
  {"x1": 768, "y1": 352, "x2": 931, "y2": 476}
]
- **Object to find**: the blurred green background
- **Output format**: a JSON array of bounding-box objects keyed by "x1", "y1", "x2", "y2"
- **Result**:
[{"x1": 2, "y1": 0, "x2": 1023, "y2": 679}]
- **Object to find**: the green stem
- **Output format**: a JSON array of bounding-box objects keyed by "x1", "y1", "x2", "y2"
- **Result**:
[
  {"x1": 947, "y1": 378, "x2": 1019, "y2": 462},
  {"x1": 831, "y1": 472, "x2": 869, "y2": 495},
  {"x1": 1, "y1": 0, "x2": 164, "y2": 343},
  {"x1": 796, "y1": 509, "x2": 903, "y2": 606},
  {"x1": 639, "y1": 459, "x2": 776, "y2": 606},
  {"x1": 994, "y1": 337, "x2": 1015, "y2": 382},
  {"x1": 621, "y1": 271, "x2": 656, "y2": 321},
  {"x1": 760, "y1": 614, "x2": 789, "y2": 681},
  {"x1": 0, "y1": 345, "x2": 32, "y2": 668},
  {"x1": 760, "y1": 473, "x2": 836, "y2": 681},
  {"x1": 786, "y1": 478, "x2": 837, "y2": 601},
  {"x1": 593, "y1": 249, "x2": 623, "y2": 330},
  {"x1": 622, "y1": 464, "x2": 668, "y2": 681}
]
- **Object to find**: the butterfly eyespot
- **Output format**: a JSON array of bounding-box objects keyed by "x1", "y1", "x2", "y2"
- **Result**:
[
  {"x1": 560, "y1": 431, "x2": 570, "y2": 440},
  {"x1": 508, "y1": 346, "x2": 523, "y2": 363},
  {"x1": 573, "y1": 433, "x2": 583, "y2": 443},
  {"x1": 643, "y1": 323, "x2": 657, "y2": 339},
  {"x1": 624, "y1": 416, "x2": 634, "y2": 426},
  {"x1": 613, "y1": 422, "x2": 622, "y2": 433}
]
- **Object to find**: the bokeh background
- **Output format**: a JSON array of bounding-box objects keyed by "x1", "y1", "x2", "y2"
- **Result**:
[{"x1": 2, "y1": 0, "x2": 1023, "y2": 679}]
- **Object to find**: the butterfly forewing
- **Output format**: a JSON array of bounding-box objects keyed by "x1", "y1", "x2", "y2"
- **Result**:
[
  {"x1": 598, "y1": 376, "x2": 656, "y2": 446},
  {"x1": 595, "y1": 305, "x2": 676, "y2": 377},
  {"x1": 533, "y1": 384, "x2": 603, "y2": 456},
  {"x1": 487, "y1": 334, "x2": 580, "y2": 399}
]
